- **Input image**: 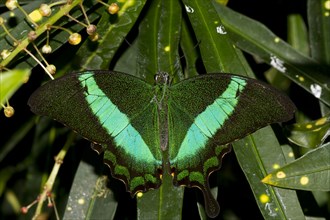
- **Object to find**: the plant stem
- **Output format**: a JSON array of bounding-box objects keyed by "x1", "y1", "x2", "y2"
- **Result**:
[
  {"x1": 33, "y1": 132, "x2": 76, "y2": 220},
  {"x1": 0, "y1": 0, "x2": 83, "y2": 68}
]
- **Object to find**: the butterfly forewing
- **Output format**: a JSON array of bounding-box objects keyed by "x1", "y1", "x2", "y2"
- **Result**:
[
  {"x1": 168, "y1": 74, "x2": 295, "y2": 164},
  {"x1": 28, "y1": 71, "x2": 163, "y2": 194}
]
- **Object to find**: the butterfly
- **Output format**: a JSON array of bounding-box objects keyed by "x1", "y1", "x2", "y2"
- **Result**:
[{"x1": 28, "y1": 70, "x2": 295, "y2": 217}]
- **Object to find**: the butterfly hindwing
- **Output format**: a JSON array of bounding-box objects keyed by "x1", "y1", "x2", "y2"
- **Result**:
[
  {"x1": 168, "y1": 73, "x2": 295, "y2": 217},
  {"x1": 28, "y1": 71, "x2": 163, "y2": 194}
]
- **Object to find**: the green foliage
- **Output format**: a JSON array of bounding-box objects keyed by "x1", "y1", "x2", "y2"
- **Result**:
[
  {"x1": 0, "y1": 0, "x2": 329, "y2": 219},
  {"x1": 0, "y1": 69, "x2": 30, "y2": 110}
]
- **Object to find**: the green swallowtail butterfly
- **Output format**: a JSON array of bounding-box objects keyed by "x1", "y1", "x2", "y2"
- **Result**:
[{"x1": 28, "y1": 70, "x2": 295, "y2": 218}]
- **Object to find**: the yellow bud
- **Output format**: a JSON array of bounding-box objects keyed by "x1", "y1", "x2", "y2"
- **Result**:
[
  {"x1": 42, "y1": 45, "x2": 52, "y2": 54},
  {"x1": 39, "y1": 4, "x2": 52, "y2": 17},
  {"x1": 29, "y1": 9, "x2": 43, "y2": 22},
  {"x1": 108, "y1": 3, "x2": 119, "y2": 14},
  {"x1": 68, "y1": 33, "x2": 82, "y2": 45},
  {"x1": 6, "y1": 0, "x2": 18, "y2": 11},
  {"x1": 27, "y1": 31, "x2": 37, "y2": 41},
  {"x1": 86, "y1": 24, "x2": 97, "y2": 35},
  {"x1": 89, "y1": 33, "x2": 99, "y2": 42},
  {"x1": 1, "y1": 49, "x2": 11, "y2": 60},
  {"x1": 46, "y1": 64, "x2": 56, "y2": 75},
  {"x1": 4, "y1": 106, "x2": 14, "y2": 117}
]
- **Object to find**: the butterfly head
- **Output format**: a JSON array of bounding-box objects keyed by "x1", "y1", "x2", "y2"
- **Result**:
[{"x1": 154, "y1": 72, "x2": 170, "y2": 86}]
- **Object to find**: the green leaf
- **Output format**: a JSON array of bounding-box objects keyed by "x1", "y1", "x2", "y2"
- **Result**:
[
  {"x1": 213, "y1": 2, "x2": 330, "y2": 107},
  {"x1": 307, "y1": 0, "x2": 330, "y2": 117},
  {"x1": 63, "y1": 161, "x2": 118, "y2": 219},
  {"x1": 136, "y1": 0, "x2": 183, "y2": 82},
  {"x1": 137, "y1": 173, "x2": 184, "y2": 220},
  {"x1": 234, "y1": 127, "x2": 305, "y2": 219},
  {"x1": 179, "y1": 18, "x2": 199, "y2": 78},
  {"x1": 307, "y1": 0, "x2": 330, "y2": 64},
  {"x1": 182, "y1": 0, "x2": 243, "y2": 73},
  {"x1": 262, "y1": 143, "x2": 330, "y2": 191},
  {"x1": 264, "y1": 14, "x2": 309, "y2": 92},
  {"x1": 73, "y1": 0, "x2": 147, "y2": 70},
  {"x1": 287, "y1": 14, "x2": 309, "y2": 56},
  {"x1": 135, "y1": 0, "x2": 161, "y2": 82},
  {"x1": 0, "y1": 69, "x2": 30, "y2": 109},
  {"x1": 0, "y1": 168, "x2": 16, "y2": 197},
  {"x1": 286, "y1": 115, "x2": 330, "y2": 148},
  {"x1": 182, "y1": 0, "x2": 256, "y2": 77},
  {"x1": 281, "y1": 144, "x2": 297, "y2": 164}
]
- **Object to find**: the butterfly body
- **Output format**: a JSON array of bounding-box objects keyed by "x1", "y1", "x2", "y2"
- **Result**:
[{"x1": 28, "y1": 70, "x2": 295, "y2": 217}]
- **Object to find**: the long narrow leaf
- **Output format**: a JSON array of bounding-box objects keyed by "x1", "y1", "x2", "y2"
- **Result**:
[
  {"x1": 136, "y1": 0, "x2": 184, "y2": 218},
  {"x1": 63, "y1": 161, "x2": 118, "y2": 219},
  {"x1": 182, "y1": 0, "x2": 242, "y2": 73},
  {"x1": 0, "y1": 69, "x2": 30, "y2": 109},
  {"x1": 286, "y1": 115, "x2": 330, "y2": 148},
  {"x1": 308, "y1": 0, "x2": 330, "y2": 64},
  {"x1": 234, "y1": 128, "x2": 306, "y2": 219},
  {"x1": 262, "y1": 143, "x2": 330, "y2": 191},
  {"x1": 287, "y1": 14, "x2": 309, "y2": 56},
  {"x1": 213, "y1": 2, "x2": 330, "y2": 107}
]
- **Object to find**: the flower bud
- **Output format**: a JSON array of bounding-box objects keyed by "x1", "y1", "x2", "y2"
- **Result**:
[
  {"x1": 39, "y1": 4, "x2": 52, "y2": 17},
  {"x1": 86, "y1": 24, "x2": 97, "y2": 35},
  {"x1": 89, "y1": 33, "x2": 99, "y2": 42},
  {"x1": 68, "y1": 33, "x2": 81, "y2": 45},
  {"x1": 46, "y1": 64, "x2": 56, "y2": 75},
  {"x1": 0, "y1": 17, "x2": 4, "y2": 25},
  {"x1": 42, "y1": 45, "x2": 52, "y2": 54},
  {"x1": 108, "y1": 3, "x2": 119, "y2": 14},
  {"x1": 6, "y1": 0, "x2": 18, "y2": 11},
  {"x1": 4, "y1": 106, "x2": 14, "y2": 117},
  {"x1": 27, "y1": 31, "x2": 37, "y2": 41},
  {"x1": 1, "y1": 49, "x2": 11, "y2": 60}
]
